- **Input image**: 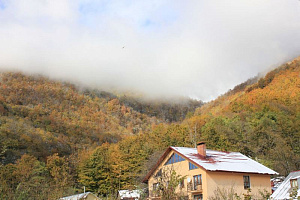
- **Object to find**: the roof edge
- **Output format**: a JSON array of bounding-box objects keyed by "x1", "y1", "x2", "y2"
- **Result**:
[{"x1": 206, "y1": 169, "x2": 278, "y2": 175}]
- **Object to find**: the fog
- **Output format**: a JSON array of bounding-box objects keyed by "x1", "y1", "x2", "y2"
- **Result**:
[{"x1": 0, "y1": 0, "x2": 300, "y2": 101}]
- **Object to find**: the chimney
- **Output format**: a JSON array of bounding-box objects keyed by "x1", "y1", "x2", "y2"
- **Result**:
[{"x1": 197, "y1": 142, "x2": 206, "y2": 157}]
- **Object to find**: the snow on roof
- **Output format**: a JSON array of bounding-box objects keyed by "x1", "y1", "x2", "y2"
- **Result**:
[
  {"x1": 271, "y1": 176, "x2": 285, "y2": 191},
  {"x1": 171, "y1": 147, "x2": 278, "y2": 175},
  {"x1": 118, "y1": 190, "x2": 141, "y2": 199},
  {"x1": 293, "y1": 175, "x2": 300, "y2": 179},
  {"x1": 271, "y1": 171, "x2": 300, "y2": 200},
  {"x1": 60, "y1": 192, "x2": 100, "y2": 200}
]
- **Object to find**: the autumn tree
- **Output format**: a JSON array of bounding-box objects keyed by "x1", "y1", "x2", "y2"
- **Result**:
[{"x1": 46, "y1": 153, "x2": 75, "y2": 199}]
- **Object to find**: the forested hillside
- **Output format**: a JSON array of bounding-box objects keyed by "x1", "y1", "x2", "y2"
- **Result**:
[
  {"x1": 0, "y1": 57, "x2": 299, "y2": 199},
  {"x1": 0, "y1": 72, "x2": 160, "y2": 164}
]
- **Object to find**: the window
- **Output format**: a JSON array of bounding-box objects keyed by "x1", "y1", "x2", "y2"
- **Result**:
[
  {"x1": 193, "y1": 174, "x2": 202, "y2": 190},
  {"x1": 165, "y1": 153, "x2": 185, "y2": 165},
  {"x1": 194, "y1": 194, "x2": 203, "y2": 200},
  {"x1": 290, "y1": 179, "x2": 298, "y2": 188},
  {"x1": 243, "y1": 175, "x2": 250, "y2": 189},
  {"x1": 189, "y1": 162, "x2": 199, "y2": 170}
]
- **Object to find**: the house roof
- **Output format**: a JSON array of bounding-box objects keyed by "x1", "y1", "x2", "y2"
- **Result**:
[
  {"x1": 271, "y1": 170, "x2": 300, "y2": 200},
  {"x1": 118, "y1": 190, "x2": 141, "y2": 199},
  {"x1": 143, "y1": 146, "x2": 278, "y2": 183},
  {"x1": 173, "y1": 147, "x2": 278, "y2": 174},
  {"x1": 60, "y1": 192, "x2": 100, "y2": 200}
]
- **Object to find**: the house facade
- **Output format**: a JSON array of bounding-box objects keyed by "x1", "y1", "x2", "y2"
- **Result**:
[{"x1": 143, "y1": 142, "x2": 277, "y2": 200}]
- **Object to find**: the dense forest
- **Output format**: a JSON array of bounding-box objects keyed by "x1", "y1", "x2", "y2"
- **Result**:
[{"x1": 0, "y1": 57, "x2": 299, "y2": 199}]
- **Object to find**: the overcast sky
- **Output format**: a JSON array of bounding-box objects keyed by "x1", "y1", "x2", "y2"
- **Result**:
[{"x1": 0, "y1": 0, "x2": 300, "y2": 101}]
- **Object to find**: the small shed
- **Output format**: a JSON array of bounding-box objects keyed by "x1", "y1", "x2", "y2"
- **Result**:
[
  {"x1": 118, "y1": 190, "x2": 141, "y2": 200},
  {"x1": 60, "y1": 192, "x2": 100, "y2": 200}
]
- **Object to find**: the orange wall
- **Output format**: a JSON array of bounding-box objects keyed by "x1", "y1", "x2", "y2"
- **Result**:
[{"x1": 206, "y1": 171, "x2": 271, "y2": 199}]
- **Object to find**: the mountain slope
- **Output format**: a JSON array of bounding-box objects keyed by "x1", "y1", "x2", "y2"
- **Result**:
[
  {"x1": 0, "y1": 72, "x2": 160, "y2": 164},
  {"x1": 0, "y1": 72, "x2": 203, "y2": 165}
]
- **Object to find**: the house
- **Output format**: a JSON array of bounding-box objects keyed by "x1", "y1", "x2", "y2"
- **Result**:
[
  {"x1": 143, "y1": 142, "x2": 278, "y2": 200},
  {"x1": 60, "y1": 192, "x2": 101, "y2": 200},
  {"x1": 271, "y1": 170, "x2": 300, "y2": 200},
  {"x1": 118, "y1": 189, "x2": 141, "y2": 200}
]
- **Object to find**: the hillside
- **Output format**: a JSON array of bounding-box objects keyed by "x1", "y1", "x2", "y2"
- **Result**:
[
  {"x1": 0, "y1": 72, "x2": 202, "y2": 164},
  {"x1": 0, "y1": 73, "x2": 152, "y2": 164}
]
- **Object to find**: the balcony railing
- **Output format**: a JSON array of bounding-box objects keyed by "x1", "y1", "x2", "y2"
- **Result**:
[{"x1": 187, "y1": 182, "x2": 203, "y2": 193}]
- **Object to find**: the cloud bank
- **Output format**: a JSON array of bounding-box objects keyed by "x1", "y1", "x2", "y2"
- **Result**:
[{"x1": 0, "y1": 0, "x2": 300, "y2": 101}]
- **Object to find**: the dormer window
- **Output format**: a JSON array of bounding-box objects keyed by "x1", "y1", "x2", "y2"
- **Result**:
[
  {"x1": 290, "y1": 179, "x2": 298, "y2": 188},
  {"x1": 165, "y1": 153, "x2": 185, "y2": 165}
]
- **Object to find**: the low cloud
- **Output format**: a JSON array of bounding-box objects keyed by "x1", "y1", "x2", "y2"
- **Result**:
[{"x1": 0, "y1": 0, "x2": 300, "y2": 101}]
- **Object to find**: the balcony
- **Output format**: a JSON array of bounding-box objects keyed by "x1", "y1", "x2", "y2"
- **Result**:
[
  {"x1": 191, "y1": 184, "x2": 203, "y2": 193},
  {"x1": 187, "y1": 182, "x2": 203, "y2": 193}
]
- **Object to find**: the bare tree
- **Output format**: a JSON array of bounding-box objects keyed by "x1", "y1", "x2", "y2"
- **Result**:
[{"x1": 152, "y1": 167, "x2": 187, "y2": 200}]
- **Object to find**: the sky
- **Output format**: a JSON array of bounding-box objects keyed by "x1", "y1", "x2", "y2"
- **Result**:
[{"x1": 0, "y1": 0, "x2": 300, "y2": 102}]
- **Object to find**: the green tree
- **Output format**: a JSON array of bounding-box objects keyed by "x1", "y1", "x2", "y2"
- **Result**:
[{"x1": 78, "y1": 143, "x2": 118, "y2": 197}]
